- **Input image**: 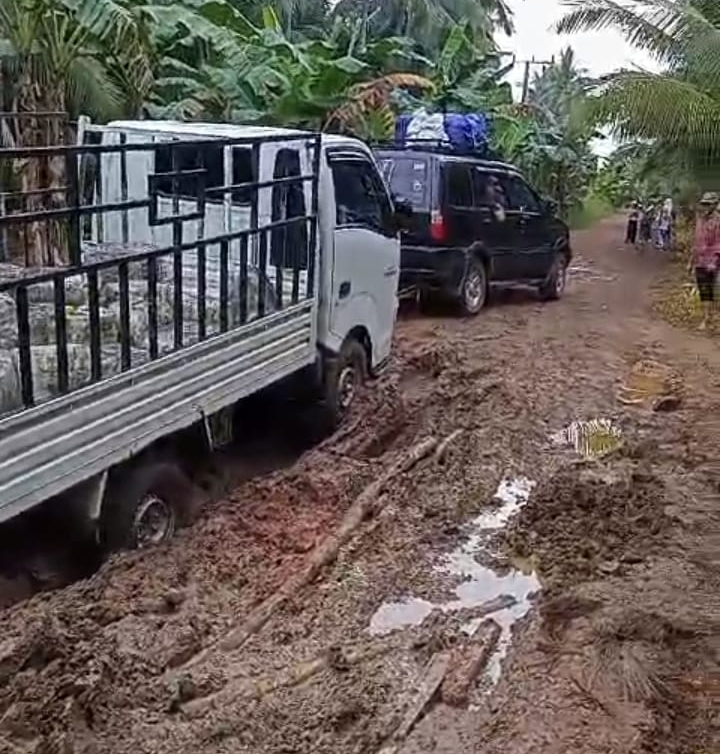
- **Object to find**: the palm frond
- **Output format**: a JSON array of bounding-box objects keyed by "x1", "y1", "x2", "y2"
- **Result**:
[
  {"x1": 558, "y1": 0, "x2": 720, "y2": 87},
  {"x1": 66, "y1": 54, "x2": 125, "y2": 118},
  {"x1": 326, "y1": 72, "x2": 432, "y2": 131},
  {"x1": 590, "y1": 69, "x2": 720, "y2": 152},
  {"x1": 556, "y1": 0, "x2": 680, "y2": 64}
]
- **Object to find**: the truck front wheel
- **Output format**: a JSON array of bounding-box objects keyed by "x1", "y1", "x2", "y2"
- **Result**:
[
  {"x1": 100, "y1": 462, "x2": 200, "y2": 551},
  {"x1": 323, "y1": 339, "x2": 367, "y2": 427}
]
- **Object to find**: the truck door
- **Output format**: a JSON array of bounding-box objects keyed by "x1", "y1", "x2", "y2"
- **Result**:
[{"x1": 328, "y1": 151, "x2": 399, "y2": 366}]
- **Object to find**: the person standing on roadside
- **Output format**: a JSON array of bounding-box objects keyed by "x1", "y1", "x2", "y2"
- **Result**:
[
  {"x1": 658, "y1": 197, "x2": 674, "y2": 250},
  {"x1": 639, "y1": 202, "x2": 653, "y2": 249},
  {"x1": 692, "y1": 192, "x2": 720, "y2": 330},
  {"x1": 625, "y1": 201, "x2": 639, "y2": 246}
]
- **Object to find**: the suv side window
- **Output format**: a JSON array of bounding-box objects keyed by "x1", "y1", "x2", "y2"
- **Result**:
[
  {"x1": 331, "y1": 157, "x2": 392, "y2": 233},
  {"x1": 501, "y1": 175, "x2": 541, "y2": 213},
  {"x1": 443, "y1": 164, "x2": 474, "y2": 207}
]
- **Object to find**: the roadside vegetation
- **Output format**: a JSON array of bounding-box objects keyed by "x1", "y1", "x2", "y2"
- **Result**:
[
  {"x1": 0, "y1": 0, "x2": 641, "y2": 244},
  {"x1": 1, "y1": 0, "x2": 714, "y2": 245}
]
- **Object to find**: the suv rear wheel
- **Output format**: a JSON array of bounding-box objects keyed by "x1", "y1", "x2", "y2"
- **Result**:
[
  {"x1": 458, "y1": 259, "x2": 487, "y2": 316},
  {"x1": 539, "y1": 253, "x2": 568, "y2": 301}
]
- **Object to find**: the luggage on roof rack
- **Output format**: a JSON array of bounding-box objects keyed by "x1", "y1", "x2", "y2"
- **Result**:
[{"x1": 393, "y1": 110, "x2": 492, "y2": 156}]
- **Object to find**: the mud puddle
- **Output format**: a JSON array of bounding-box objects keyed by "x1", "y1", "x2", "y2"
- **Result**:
[
  {"x1": 551, "y1": 418, "x2": 623, "y2": 459},
  {"x1": 369, "y1": 477, "x2": 540, "y2": 684}
]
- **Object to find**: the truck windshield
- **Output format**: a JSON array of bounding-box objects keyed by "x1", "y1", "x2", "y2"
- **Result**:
[{"x1": 377, "y1": 155, "x2": 430, "y2": 210}]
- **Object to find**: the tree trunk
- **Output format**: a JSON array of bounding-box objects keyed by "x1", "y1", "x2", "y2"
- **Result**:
[
  {"x1": 44, "y1": 85, "x2": 71, "y2": 266},
  {"x1": 14, "y1": 66, "x2": 47, "y2": 267},
  {"x1": 12, "y1": 65, "x2": 70, "y2": 267}
]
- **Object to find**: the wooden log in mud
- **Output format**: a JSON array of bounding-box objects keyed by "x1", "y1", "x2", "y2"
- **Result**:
[
  {"x1": 178, "y1": 435, "x2": 439, "y2": 672},
  {"x1": 441, "y1": 619, "x2": 501, "y2": 706},
  {"x1": 378, "y1": 651, "x2": 452, "y2": 754},
  {"x1": 182, "y1": 636, "x2": 397, "y2": 717},
  {"x1": 434, "y1": 429, "x2": 464, "y2": 463}
]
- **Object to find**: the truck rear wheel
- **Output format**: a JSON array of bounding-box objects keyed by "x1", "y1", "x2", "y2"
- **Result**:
[
  {"x1": 100, "y1": 462, "x2": 200, "y2": 551},
  {"x1": 323, "y1": 339, "x2": 367, "y2": 428}
]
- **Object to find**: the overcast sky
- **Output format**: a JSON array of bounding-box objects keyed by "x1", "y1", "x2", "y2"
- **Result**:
[
  {"x1": 495, "y1": 0, "x2": 659, "y2": 154},
  {"x1": 496, "y1": 0, "x2": 658, "y2": 83}
]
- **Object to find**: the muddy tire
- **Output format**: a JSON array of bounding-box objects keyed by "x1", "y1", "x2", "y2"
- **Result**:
[
  {"x1": 457, "y1": 259, "x2": 487, "y2": 316},
  {"x1": 539, "y1": 254, "x2": 568, "y2": 301},
  {"x1": 323, "y1": 339, "x2": 367, "y2": 428},
  {"x1": 100, "y1": 462, "x2": 200, "y2": 551}
]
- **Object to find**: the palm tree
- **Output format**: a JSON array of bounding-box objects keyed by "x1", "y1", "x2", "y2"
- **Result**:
[
  {"x1": 556, "y1": 0, "x2": 720, "y2": 163},
  {"x1": 527, "y1": 46, "x2": 593, "y2": 119},
  {"x1": 333, "y1": 0, "x2": 514, "y2": 56},
  {"x1": 0, "y1": 0, "x2": 149, "y2": 264}
]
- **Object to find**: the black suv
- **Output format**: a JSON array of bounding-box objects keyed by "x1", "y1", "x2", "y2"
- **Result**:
[{"x1": 374, "y1": 146, "x2": 572, "y2": 315}]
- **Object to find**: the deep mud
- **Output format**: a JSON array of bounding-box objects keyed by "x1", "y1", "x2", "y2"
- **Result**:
[
  {"x1": 506, "y1": 466, "x2": 672, "y2": 587},
  {"x1": 0, "y1": 217, "x2": 719, "y2": 754}
]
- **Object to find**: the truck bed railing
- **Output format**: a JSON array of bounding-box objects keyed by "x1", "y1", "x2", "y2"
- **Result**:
[{"x1": 0, "y1": 129, "x2": 322, "y2": 417}]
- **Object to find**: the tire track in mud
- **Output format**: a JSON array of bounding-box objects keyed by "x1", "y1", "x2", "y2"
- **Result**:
[{"x1": 0, "y1": 323, "x2": 506, "y2": 754}]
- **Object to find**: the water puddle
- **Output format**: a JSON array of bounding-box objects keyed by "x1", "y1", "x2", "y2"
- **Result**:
[
  {"x1": 551, "y1": 418, "x2": 623, "y2": 459},
  {"x1": 369, "y1": 476, "x2": 540, "y2": 685}
]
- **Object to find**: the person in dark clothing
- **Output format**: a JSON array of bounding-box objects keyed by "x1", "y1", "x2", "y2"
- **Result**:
[
  {"x1": 625, "y1": 202, "x2": 639, "y2": 245},
  {"x1": 639, "y1": 203, "x2": 653, "y2": 247}
]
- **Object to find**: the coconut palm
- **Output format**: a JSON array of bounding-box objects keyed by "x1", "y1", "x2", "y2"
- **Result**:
[
  {"x1": 333, "y1": 0, "x2": 513, "y2": 55},
  {"x1": 556, "y1": 0, "x2": 720, "y2": 159},
  {"x1": 0, "y1": 0, "x2": 153, "y2": 264},
  {"x1": 527, "y1": 46, "x2": 594, "y2": 119}
]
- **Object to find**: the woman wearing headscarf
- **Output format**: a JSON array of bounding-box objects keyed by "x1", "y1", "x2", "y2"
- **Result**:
[
  {"x1": 693, "y1": 192, "x2": 720, "y2": 330},
  {"x1": 657, "y1": 197, "x2": 674, "y2": 250}
]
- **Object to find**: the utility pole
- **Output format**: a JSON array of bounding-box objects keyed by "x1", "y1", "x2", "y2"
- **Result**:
[
  {"x1": 519, "y1": 55, "x2": 555, "y2": 103},
  {"x1": 359, "y1": 0, "x2": 370, "y2": 51}
]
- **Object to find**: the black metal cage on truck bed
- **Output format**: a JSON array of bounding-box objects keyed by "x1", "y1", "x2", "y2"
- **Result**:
[{"x1": 0, "y1": 119, "x2": 322, "y2": 522}]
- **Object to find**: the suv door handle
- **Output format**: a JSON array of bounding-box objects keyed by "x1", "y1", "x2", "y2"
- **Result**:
[{"x1": 384, "y1": 265, "x2": 398, "y2": 277}]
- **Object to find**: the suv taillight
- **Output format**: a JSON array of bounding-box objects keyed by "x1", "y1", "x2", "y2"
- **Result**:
[{"x1": 430, "y1": 210, "x2": 446, "y2": 242}]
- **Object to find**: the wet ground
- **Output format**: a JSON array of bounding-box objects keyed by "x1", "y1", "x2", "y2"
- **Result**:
[{"x1": 1, "y1": 216, "x2": 719, "y2": 754}]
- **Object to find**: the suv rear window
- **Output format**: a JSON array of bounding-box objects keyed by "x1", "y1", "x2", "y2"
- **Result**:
[{"x1": 377, "y1": 155, "x2": 430, "y2": 210}]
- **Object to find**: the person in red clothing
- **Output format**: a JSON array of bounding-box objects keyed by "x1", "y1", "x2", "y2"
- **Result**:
[{"x1": 693, "y1": 192, "x2": 720, "y2": 330}]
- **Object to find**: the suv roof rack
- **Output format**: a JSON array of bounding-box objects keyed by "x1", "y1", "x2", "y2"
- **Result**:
[{"x1": 371, "y1": 140, "x2": 514, "y2": 171}]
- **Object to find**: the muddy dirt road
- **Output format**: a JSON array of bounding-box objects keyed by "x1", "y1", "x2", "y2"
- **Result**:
[{"x1": 1, "y1": 216, "x2": 719, "y2": 754}]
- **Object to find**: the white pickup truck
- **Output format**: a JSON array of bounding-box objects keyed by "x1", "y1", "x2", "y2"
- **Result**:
[{"x1": 0, "y1": 119, "x2": 402, "y2": 551}]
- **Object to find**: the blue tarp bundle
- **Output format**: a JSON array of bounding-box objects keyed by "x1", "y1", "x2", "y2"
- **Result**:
[{"x1": 394, "y1": 110, "x2": 491, "y2": 154}]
